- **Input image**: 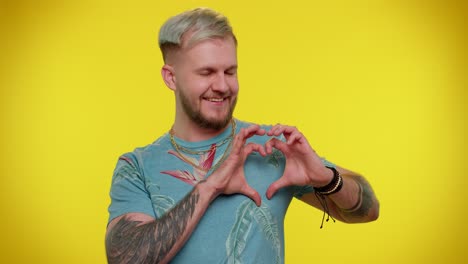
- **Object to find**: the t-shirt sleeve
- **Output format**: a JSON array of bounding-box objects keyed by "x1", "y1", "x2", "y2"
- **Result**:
[
  {"x1": 292, "y1": 158, "x2": 336, "y2": 199},
  {"x1": 107, "y1": 154, "x2": 156, "y2": 224}
]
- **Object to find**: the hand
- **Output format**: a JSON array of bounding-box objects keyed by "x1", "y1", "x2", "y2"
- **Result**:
[
  {"x1": 265, "y1": 124, "x2": 333, "y2": 199},
  {"x1": 206, "y1": 124, "x2": 267, "y2": 206}
]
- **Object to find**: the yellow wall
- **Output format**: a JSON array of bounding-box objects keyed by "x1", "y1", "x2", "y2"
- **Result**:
[{"x1": 1, "y1": 0, "x2": 466, "y2": 263}]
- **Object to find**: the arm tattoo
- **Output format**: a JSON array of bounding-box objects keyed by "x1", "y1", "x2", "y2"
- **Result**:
[
  {"x1": 106, "y1": 188, "x2": 200, "y2": 264},
  {"x1": 338, "y1": 175, "x2": 376, "y2": 219}
]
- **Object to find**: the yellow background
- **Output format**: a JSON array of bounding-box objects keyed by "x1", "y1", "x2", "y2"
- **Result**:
[{"x1": 1, "y1": 0, "x2": 466, "y2": 263}]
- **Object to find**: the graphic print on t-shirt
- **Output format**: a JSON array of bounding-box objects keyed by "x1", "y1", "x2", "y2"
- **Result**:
[
  {"x1": 161, "y1": 144, "x2": 217, "y2": 185},
  {"x1": 160, "y1": 140, "x2": 283, "y2": 263},
  {"x1": 226, "y1": 199, "x2": 281, "y2": 264}
]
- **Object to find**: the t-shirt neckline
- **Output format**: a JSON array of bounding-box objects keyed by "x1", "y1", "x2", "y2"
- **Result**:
[{"x1": 169, "y1": 119, "x2": 237, "y2": 149}]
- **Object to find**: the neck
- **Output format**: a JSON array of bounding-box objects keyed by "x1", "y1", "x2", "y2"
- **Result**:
[{"x1": 171, "y1": 117, "x2": 233, "y2": 142}]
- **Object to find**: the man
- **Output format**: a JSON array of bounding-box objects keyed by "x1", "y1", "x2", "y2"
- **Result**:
[{"x1": 106, "y1": 7, "x2": 379, "y2": 264}]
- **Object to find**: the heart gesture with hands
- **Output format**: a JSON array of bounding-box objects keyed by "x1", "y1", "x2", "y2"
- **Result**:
[
  {"x1": 206, "y1": 125, "x2": 267, "y2": 206},
  {"x1": 207, "y1": 123, "x2": 332, "y2": 205},
  {"x1": 264, "y1": 124, "x2": 333, "y2": 200}
]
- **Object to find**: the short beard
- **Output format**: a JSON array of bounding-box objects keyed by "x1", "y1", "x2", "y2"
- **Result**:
[{"x1": 180, "y1": 92, "x2": 237, "y2": 130}]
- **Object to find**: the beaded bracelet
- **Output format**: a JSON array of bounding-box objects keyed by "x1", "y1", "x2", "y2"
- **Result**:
[
  {"x1": 314, "y1": 166, "x2": 343, "y2": 195},
  {"x1": 314, "y1": 166, "x2": 344, "y2": 228}
]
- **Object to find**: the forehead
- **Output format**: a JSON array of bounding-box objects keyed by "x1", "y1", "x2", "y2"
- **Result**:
[{"x1": 176, "y1": 36, "x2": 237, "y2": 68}]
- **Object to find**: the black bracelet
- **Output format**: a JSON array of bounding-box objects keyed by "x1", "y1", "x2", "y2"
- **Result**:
[{"x1": 314, "y1": 166, "x2": 343, "y2": 195}]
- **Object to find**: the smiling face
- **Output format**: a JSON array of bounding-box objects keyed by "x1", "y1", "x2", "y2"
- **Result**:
[{"x1": 168, "y1": 35, "x2": 239, "y2": 130}]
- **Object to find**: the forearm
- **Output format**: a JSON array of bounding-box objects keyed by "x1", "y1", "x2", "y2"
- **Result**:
[
  {"x1": 327, "y1": 173, "x2": 379, "y2": 223},
  {"x1": 106, "y1": 181, "x2": 217, "y2": 264}
]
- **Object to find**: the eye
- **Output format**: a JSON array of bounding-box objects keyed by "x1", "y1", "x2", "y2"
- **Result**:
[
  {"x1": 225, "y1": 69, "x2": 237, "y2": 76},
  {"x1": 199, "y1": 70, "x2": 212, "y2": 76},
  {"x1": 198, "y1": 68, "x2": 216, "y2": 76}
]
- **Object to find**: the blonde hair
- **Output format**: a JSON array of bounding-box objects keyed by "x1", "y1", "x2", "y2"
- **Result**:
[{"x1": 158, "y1": 8, "x2": 237, "y2": 62}]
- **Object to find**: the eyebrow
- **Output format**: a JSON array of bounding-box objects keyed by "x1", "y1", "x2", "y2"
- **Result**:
[{"x1": 196, "y1": 65, "x2": 238, "y2": 72}]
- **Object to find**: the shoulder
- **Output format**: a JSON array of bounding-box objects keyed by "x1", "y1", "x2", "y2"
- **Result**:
[{"x1": 117, "y1": 133, "x2": 171, "y2": 168}]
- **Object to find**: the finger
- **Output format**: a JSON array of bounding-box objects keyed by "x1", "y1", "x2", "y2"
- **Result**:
[
  {"x1": 244, "y1": 124, "x2": 260, "y2": 134},
  {"x1": 243, "y1": 142, "x2": 266, "y2": 157},
  {"x1": 278, "y1": 125, "x2": 299, "y2": 138},
  {"x1": 235, "y1": 126, "x2": 259, "y2": 149},
  {"x1": 267, "y1": 124, "x2": 282, "y2": 136},
  {"x1": 286, "y1": 130, "x2": 304, "y2": 145},
  {"x1": 265, "y1": 138, "x2": 273, "y2": 154},
  {"x1": 267, "y1": 123, "x2": 283, "y2": 136},
  {"x1": 266, "y1": 177, "x2": 289, "y2": 200},
  {"x1": 240, "y1": 185, "x2": 262, "y2": 206},
  {"x1": 265, "y1": 137, "x2": 284, "y2": 154},
  {"x1": 265, "y1": 137, "x2": 289, "y2": 154},
  {"x1": 232, "y1": 126, "x2": 264, "y2": 156},
  {"x1": 244, "y1": 124, "x2": 266, "y2": 139},
  {"x1": 269, "y1": 125, "x2": 296, "y2": 138},
  {"x1": 231, "y1": 128, "x2": 246, "y2": 155}
]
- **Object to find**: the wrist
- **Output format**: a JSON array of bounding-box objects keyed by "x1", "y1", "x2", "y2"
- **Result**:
[
  {"x1": 313, "y1": 167, "x2": 335, "y2": 188},
  {"x1": 313, "y1": 166, "x2": 343, "y2": 195},
  {"x1": 197, "y1": 179, "x2": 223, "y2": 202}
]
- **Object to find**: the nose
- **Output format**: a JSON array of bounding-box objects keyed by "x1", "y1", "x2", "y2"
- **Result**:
[{"x1": 211, "y1": 72, "x2": 229, "y2": 93}]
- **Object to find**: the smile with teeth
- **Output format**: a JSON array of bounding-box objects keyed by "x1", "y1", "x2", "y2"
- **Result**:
[{"x1": 205, "y1": 98, "x2": 225, "y2": 102}]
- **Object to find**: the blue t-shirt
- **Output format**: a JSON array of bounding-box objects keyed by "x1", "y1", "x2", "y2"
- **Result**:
[{"x1": 108, "y1": 119, "x2": 334, "y2": 263}]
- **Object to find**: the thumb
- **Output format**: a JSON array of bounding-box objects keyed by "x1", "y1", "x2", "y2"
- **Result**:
[
  {"x1": 240, "y1": 185, "x2": 262, "y2": 207},
  {"x1": 266, "y1": 177, "x2": 288, "y2": 200}
]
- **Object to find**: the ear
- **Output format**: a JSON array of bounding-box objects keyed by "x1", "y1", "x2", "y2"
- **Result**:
[{"x1": 161, "y1": 64, "x2": 176, "y2": 91}]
